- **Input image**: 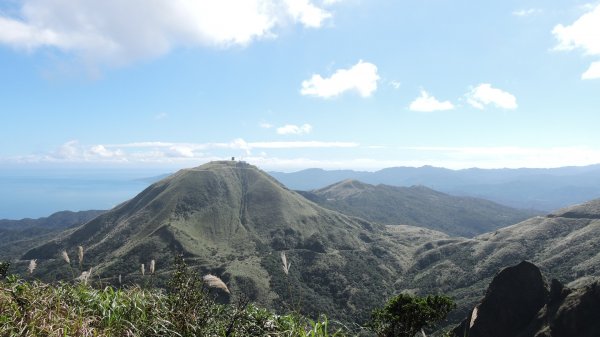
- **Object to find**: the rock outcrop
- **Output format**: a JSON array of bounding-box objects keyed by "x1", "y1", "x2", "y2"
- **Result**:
[{"x1": 453, "y1": 261, "x2": 600, "y2": 337}]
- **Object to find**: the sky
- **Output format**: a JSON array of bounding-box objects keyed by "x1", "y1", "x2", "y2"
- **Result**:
[{"x1": 1, "y1": 0, "x2": 600, "y2": 172}]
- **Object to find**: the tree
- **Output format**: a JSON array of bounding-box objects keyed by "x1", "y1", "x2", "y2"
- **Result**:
[{"x1": 368, "y1": 293, "x2": 455, "y2": 337}]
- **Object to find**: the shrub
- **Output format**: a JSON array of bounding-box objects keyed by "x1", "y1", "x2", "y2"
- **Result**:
[{"x1": 368, "y1": 293, "x2": 455, "y2": 337}]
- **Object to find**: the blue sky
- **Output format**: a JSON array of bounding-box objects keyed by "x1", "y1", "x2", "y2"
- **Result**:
[{"x1": 1, "y1": 0, "x2": 600, "y2": 172}]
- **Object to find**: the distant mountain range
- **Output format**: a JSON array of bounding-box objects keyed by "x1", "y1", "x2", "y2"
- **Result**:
[
  {"x1": 299, "y1": 179, "x2": 539, "y2": 237},
  {"x1": 269, "y1": 164, "x2": 600, "y2": 211},
  {"x1": 5, "y1": 161, "x2": 600, "y2": 330}
]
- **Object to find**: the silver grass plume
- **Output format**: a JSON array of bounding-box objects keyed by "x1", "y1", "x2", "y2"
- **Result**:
[
  {"x1": 150, "y1": 259, "x2": 155, "y2": 274},
  {"x1": 118, "y1": 274, "x2": 122, "y2": 285},
  {"x1": 141, "y1": 263, "x2": 145, "y2": 276},
  {"x1": 203, "y1": 274, "x2": 230, "y2": 294},
  {"x1": 61, "y1": 251, "x2": 70, "y2": 264},
  {"x1": 28, "y1": 259, "x2": 37, "y2": 274},
  {"x1": 78, "y1": 246, "x2": 84, "y2": 269},
  {"x1": 469, "y1": 306, "x2": 479, "y2": 328},
  {"x1": 281, "y1": 251, "x2": 291, "y2": 276},
  {"x1": 77, "y1": 268, "x2": 93, "y2": 285}
]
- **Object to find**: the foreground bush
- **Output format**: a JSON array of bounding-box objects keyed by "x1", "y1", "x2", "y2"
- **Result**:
[
  {"x1": 367, "y1": 293, "x2": 455, "y2": 337},
  {"x1": 0, "y1": 257, "x2": 344, "y2": 337}
]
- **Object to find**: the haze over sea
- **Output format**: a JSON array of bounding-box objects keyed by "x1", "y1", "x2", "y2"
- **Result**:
[{"x1": 0, "y1": 168, "x2": 161, "y2": 219}]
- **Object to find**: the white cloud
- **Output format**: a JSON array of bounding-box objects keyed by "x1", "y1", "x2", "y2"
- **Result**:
[
  {"x1": 465, "y1": 83, "x2": 517, "y2": 110},
  {"x1": 53, "y1": 140, "x2": 82, "y2": 160},
  {"x1": 582, "y1": 61, "x2": 600, "y2": 80},
  {"x1": 408, "y1": 90, "x2": 454, "y2": 112},
  {"x1": 322, "y1": 0, "x2": 344, "y2": 5},
  {"x1": 553, "y1": 4, "x2": 600, "y2": 55},
  {"x1": 512, "y1": 8, "x2": 541, "y2": 17},
  {"x1": 399, "y1": 146, "x2": 600, "y2": 169},
  {"x1": 14, "y1": 139, "x2": 358, "y2": 164},
  {"x1": 0, "y1": 0, "x2": 336, "y2": 67},
  {"x1": 389, "y1": 80, "x2": 401, "y2": 89},
  {"x1": 5, "y1": 141, "x2": 600, "y2": 171},
  {"x1": 276, "y1": 123, "x2": 313, "y2": 135},
  {"x1": 301, "y1": 60, "x2": 380, "y2": 98},
  {"x1": 284, "y1": 0, "x2": 331, "y2": 27},
  {"x1": 88, "y1": 145, "x2": 124, "y2": 158},
  {"x1": 553, "y1": 3, "x2": 600, "y2": 79}
]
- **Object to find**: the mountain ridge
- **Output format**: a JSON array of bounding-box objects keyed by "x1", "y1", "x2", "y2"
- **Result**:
[
  {"x1": 299, "y1": 179, "x2": 539, "y2": 237},
  {"x1": 269, "y1": 164, "x2": 600, "y2": 211}
]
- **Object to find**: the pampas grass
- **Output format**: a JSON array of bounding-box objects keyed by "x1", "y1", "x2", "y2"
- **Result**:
[
  {"x1": 141, "y1": 264, "x2": 145, "y2": 276},
  {"x1": 77, "y1": 268, "x2": 93, "y2": 285},
  {"x1": 150, "y1": 260, "x2": 155, "y2": 275},
  {"x1": 61, "y1": 250, "x2": 71, "y2": 264},
  {"x1": 281, "y1": 252, "x2": 291, "y2": 275},
  {"x1": 469, "y1": 306, "x2": 479, "y2": 328},
  {"x1": 78, "y1": 245, "x2": 84, "y2": 270},
  {"x1": 28, "y1": 259, "x2": 37, "y2": 274},
  {"x1": 202, "y1": 274, "x2": 230, "y2": 294}
]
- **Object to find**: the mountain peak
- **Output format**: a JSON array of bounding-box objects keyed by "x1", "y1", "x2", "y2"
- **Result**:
[{"x1": 23, "y1": 161, "x2": 412, "y2": 322}]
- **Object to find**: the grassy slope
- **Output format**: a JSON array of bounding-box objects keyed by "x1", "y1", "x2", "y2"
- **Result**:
[
  {"x1": 300, "y1": 179, "x2": 539, "y2": 237},
  {"x1": 20, "y1": 161, "x2": 447, "y2": 324},
  {"x1": 403, "y1": 199, "x2": 600, "y2": 324},
  {"x1": 12, "y1": 162, "x2": 600, "y2": 329}
]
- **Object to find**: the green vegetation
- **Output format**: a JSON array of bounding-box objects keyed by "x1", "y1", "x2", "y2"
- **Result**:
[
  {"x1": 300, "y1": 180, "x2": 539, "y2": 237},
  {"x1": 0, "y1": 257, "x2": 347, "y2": 337},
  {"x1": 367, "y1": 294, "x2": 455, "y2": 337}
]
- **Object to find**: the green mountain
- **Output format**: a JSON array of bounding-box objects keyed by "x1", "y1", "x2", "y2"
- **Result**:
[
  {"x1": 269, "y1": 165, "x2": 600, "y2": 211},
  {"x1": 0, "y1": 210, "x2": 105, "y2": 260},
  {"x1": 16, "y1": 162, "x2": 600, "y2": 329},
  {"x1": 22, "y1": 161, "x2": 445, "y2": 322},
  {"x1": 299, "y1": 179, "x2": 539, "y2": 237}
]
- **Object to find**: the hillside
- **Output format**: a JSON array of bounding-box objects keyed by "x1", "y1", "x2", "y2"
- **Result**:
[
  {"x1": 21, "y1": 161, "x2": 445, "y2": 323},
  {"x1": 400, "y1": 198, "x2": 600, "y2": 325},
  {"x1": 270, "y1": 164, "x2": 600, "y2": 211},
  {"x1": 0, "y1": 210, "x2": 105, "y2": 260},
  {"x1": 452, "y1": 261, "x2": 600, "y2": 337},
  {"x1": 15, "y1": 163, "x2": 600, "y2": 329},
  {"x1": 299, "y1": 179, "x2": 538, "y2": 237}
]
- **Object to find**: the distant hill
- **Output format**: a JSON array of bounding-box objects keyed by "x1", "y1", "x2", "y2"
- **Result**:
[
  {"x1": 269, "y1": 164, "x2": 600, "y2": 211},
  {"x1": 0, "y1": 210, "x2": 105, "y2": 231},
  {"x1": 0, "y1": 210, "x2": 105, "y2": 260},
  {"x1": 401, "y1": 198, "x2": 600, "y2": 326},
  {"x1": 21, "y1": 161, "x2": 445, "y2": 323},
  {"x1": 299, "y1": 179, "x2": 539, "y2": 237}
]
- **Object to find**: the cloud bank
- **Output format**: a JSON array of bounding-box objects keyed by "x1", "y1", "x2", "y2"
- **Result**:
[{"x1": 0, "y1": 0, "x2": 335, "y2": 67}]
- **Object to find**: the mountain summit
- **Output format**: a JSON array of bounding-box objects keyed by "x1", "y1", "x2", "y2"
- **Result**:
[{"x1": 25, "y1": 161, "x2": 434, "y2": 321}]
